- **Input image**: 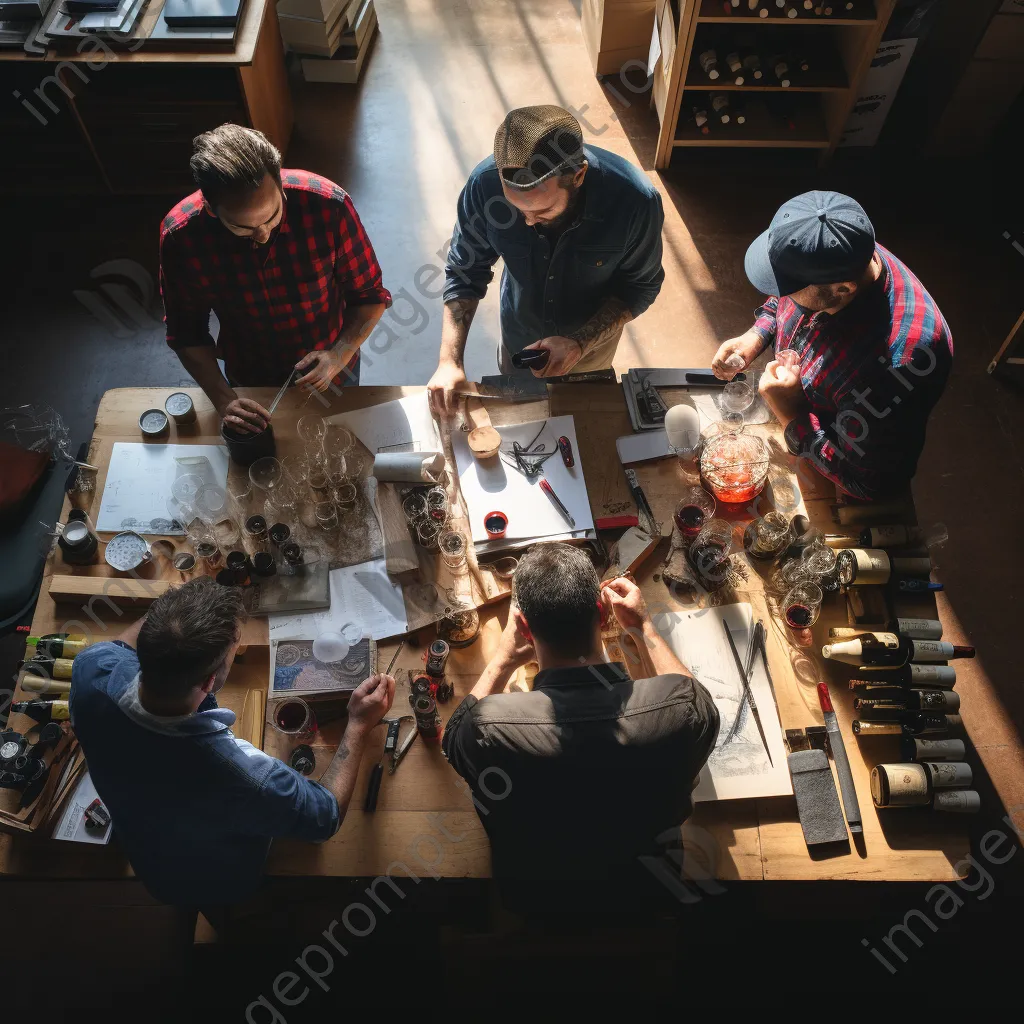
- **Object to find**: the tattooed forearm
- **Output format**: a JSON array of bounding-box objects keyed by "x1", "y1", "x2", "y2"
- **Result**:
[
  {"x1": 318, "y1": 729, "x2": 367, "y2": 823},
  {"x1": 446, "y1": 298, "x2": 478, "y2": 329},
  {"x1": 569, "y1": 297, "x2": 632, "y2": 354}
]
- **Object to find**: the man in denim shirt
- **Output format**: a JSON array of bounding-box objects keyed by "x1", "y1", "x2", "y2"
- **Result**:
[
  {"x1": 428, "y1": 105, "x2": 665, "y2": 415},
  {"x1": 70, "y1": 578, "x2": 394, "y2": 907}
]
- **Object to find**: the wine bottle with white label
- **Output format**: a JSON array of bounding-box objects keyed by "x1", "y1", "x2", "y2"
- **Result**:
[
  {"x1": 837, "y1": 548, "x2": 933, "y2": 585},
  {"x1": 710, "y1": 94, "x2": 731, "y2": 124},
  {"x1": 871, "y1": 762, "x2": 974, "y2": 808},
  {"x1": 823, "y1": 635, "x2": 975, "y2": 667},
  {"x1": 856, "y1": 523, "x2": 948, "y2": 550},
  {"x1": 724, "y1": 51, "x2": 744, "y2": 85},
  {"x1": 828, "y1": 619, "x2": 943, "y2": 641},
  {"x1": 698, "y1": 49, "x2": 721, "y2": 80}
]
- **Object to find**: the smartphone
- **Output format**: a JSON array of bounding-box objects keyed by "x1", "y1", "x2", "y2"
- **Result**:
[{"x1": 511, "y1": 348, "x2": 550, "y2": 370}]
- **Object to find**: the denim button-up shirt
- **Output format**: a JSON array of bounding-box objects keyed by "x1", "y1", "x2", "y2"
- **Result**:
[{"x1": 443, "y1": 146, "x2": 665, "y2": 355}]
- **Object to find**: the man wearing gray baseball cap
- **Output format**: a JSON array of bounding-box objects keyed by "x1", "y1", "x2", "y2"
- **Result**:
[
  {"x1": 712, "y1": 191, "x2": 953, "y2": 500},
  {"x1": 428, "y1": 105, "x2": 665, "y2": 414}
]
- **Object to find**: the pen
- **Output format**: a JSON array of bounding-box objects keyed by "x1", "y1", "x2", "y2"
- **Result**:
[
  {"x1": 539, "y1": 477, "x2": 575, "y2": 528},
  {"x1": 817, "y1": 682, "x2": 863, "y2": 835},
  {"x1": 723, "y1": 620, "x2": 773, "y2": 767}
]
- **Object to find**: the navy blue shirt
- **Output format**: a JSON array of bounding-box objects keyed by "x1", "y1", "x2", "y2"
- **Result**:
[
  {"x1": 443, "y1": 146, "x2": 665, "y2": 355},
  {"x1": 70, "y1": 642, "x2": 339, "y2": 907}
]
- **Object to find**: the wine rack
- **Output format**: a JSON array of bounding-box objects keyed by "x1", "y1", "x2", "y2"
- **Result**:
[{"x1": 651, "y1": 0, "x2": 896, "y2": 167}]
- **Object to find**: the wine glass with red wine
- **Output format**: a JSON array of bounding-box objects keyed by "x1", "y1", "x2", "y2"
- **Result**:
[
  {"x1": 674, "y1": 486, "x2": 717, "y2": 538},
  {"x1": 782, "y1": 581, "x2": 822, "y2": 648}
]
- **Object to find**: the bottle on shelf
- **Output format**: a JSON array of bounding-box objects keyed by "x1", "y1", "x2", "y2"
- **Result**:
[
  {"x1": 849, "y1": 663, "x2": 957, "y2": 688},
  {"x1": 853, "y1": 688, "x2": 960, "y2": 713},
  {"x1": 732, "y1": 98, "x2": 747, "y2": 124},
  {"x1": 724, "y1": 51, "x2": 745, "y2": 85},
  {"x1": 711, "y1": 94, "x2": 731, "y2": 124},
  {"x1": 871, "y1": 762, "x2": 975, "y2": 809},
  {"x1": 828, "y1": 618, "x2": 943, "y2": 641},
  {"x1": 853, "y1": 713, "x2": 962, "y2": 738},
  {"x1": 836, "y1": 548, "x2": 934, "y2": 586},
  {"x1": 822, "y1": 634, "x2": 975, "y2": 668},
  {"x1": 692, "y1": 104, "x2": 710, "y2": 134},
  {"x1": 784, "y1": 3, "x2": 798, "y2": 17},
  {"x1": 21, "y1": 654, "x2": 76, "y2": 680},
  {"x1": 856, "y1": 523, "x2": 948, "y2": 550},
  {"x1": 901, "y1": 736, "x2": 966, "y2": 762},
  {"x1": 741, "y1": 51, "x2": 763, "y2": 80},
  {"x1": 769, "y1": 55, "x2": 791, "y2": 87},
  {"x1": 9, "y1": 700, "x2": 70, "y2": 724},
  {"x1": 698, "y1": 49, "x2": 721, "y2": 80},
  {"x1": 795, "y1": 53, "x2": 810, "y2": 72},
  {"x1": 25, "y1": 633, "x2": 91, "y2": 659}
]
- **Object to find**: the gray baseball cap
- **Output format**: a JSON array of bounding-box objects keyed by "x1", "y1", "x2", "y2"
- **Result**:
[{"x1": 744, "y1": 191, "x2": 876, "y2": 297}]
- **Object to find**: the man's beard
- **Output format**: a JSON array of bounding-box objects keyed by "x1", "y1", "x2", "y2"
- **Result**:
[{"x1": 537, "y1": 183, "x2": 582, "y2": 234}]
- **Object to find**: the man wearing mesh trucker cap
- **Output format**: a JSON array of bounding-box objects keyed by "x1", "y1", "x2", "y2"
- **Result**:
[{"x1": 428, "y1": 105, "x2": 665, "y2": 415}]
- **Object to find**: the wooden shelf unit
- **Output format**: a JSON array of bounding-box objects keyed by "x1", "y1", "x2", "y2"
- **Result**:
[{"x1": 652, "y1": 0, "x2": 896, "y2": 167}]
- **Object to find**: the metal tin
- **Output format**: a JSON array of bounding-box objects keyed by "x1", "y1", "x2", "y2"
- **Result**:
[
  {"x1": 139, "y1": 408, "x2": 169, "y2": 438},
  {"x1": 104, "y1": 531, "x2": 151, "y2": 572},
  {"x1": 164, "y1": 392, "x2": 196, "y2": 425}
]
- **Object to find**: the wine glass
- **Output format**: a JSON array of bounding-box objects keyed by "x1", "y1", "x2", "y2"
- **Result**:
[
  {"x1": 323, "y1": 424, "x2": 354, "y2": 459},
  {"x1": 783, "y1": 581, "x2": 822, "y2": 648},
  {"x1": 690, "y1": 517, "x2": 733, "y2": 587},
  {"x1": 673, "y1": 486, "x2": 716, "y2": 538},
  {"x1": 721, "y1": 380, "x2": 754, "y2": 416},
  {"x1": 249, "y1": 456, "x2": 283, "y2": 494}
]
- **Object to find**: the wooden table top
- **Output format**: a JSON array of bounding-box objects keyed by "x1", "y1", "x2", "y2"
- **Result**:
[{"x1": 0, "y1": 384, "x2": 969, "y2": 883}]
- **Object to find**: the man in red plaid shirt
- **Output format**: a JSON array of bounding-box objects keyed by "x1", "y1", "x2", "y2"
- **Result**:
[
  {"x1": 160, "y1": 125, "x2": 391, "y2": 433},
  {"x1": 712, "y1": 191, "x2": 952, "y2": 501}
]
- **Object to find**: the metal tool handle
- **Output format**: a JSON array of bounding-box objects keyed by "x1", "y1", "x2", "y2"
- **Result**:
[{"x1": 363, "y1": 763, "x2": 383, "y2": 812}]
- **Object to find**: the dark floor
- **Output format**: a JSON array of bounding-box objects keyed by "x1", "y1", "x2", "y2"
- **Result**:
[{"x1": 1, "y1": 0, "x2": 1022, "y2": 1012}]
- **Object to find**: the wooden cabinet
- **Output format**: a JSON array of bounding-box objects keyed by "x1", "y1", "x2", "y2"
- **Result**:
[
  {"x1": 0, "y1": 0, "x2": 292, "y2": 194},
  {"x1": 651, "y1": 0, "x2": 896, "y2": 167}
]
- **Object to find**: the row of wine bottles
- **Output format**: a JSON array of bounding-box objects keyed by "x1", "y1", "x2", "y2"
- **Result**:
[
  {"x1": 689, "y1": 94, "x2": 805, "y2": 133},
  {"x1": 721, "y1": 0, "x2": 863, "y2": 16},
  {"x1": 697, "y1": 45, "x2": 811, "y2": 87}
]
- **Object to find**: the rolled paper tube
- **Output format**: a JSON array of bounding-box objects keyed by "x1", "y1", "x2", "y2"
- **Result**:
[{"x1": 372, "y1": 451, "x2": 446, "y2": 483}]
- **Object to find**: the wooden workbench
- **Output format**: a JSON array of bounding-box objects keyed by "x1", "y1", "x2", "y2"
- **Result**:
[{"x1": 0, "y1": 385, "x2": 969, "y2": 883}]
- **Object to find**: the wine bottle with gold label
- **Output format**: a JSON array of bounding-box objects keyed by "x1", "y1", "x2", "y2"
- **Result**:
[
  {"x1": 853, "y1": 713, "x2": 962, "y2": 737},
  {"x1": 837, "y1": 548, "x2": 934, "y2": 586}
]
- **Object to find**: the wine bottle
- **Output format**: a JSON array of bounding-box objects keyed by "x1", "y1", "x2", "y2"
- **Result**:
[
  {"x1": 22, "y1": 654, "x2": 76, "y2": 680},
  {"x1": 853, "y1": 713, "x2": 962, "y2": 737},
  {"x1": 692, "y1": 105, "x2": 710, "y2": 134},
  {"x1": 732, "y1": 99, "x2": 747, "y2": 125},
  {"x1": 784, "y1": 3, "x2": 798, "y2": 17},
  {"x1": 20, "y1": 674, "x2": 72, "y2": 696},
  {"x1": 711, "y1": 94, "x2": 731, "y2": 124},
  {"x1": 769, "y1": 55, "x2": 791, "y2": 87},
  {"x1": 26, "y1": 634, "x2": 91, "y2": 659},
  {"x1": 849, "y1": 664, "x2": 957, "y2": 688},
  {"x1": 698, "y1": 49, "x2": 721, "y2": 80},
  {"x1": 837, "y1": 548, "x2": 933, "y2": 585},
  {"x1": 871, "y1": 762, "x2": 974, "y2": 808},
  {"x1": 741, "y1": 52, "x2": 763, "y2": 80},
  {"x1": 823, "y1": 635, "x2": 975, "y2": 667},
  {"x1": 724, "y1": 51, "x2": 745, "y2": 85},
  {"x1": 856, "y1": 524, "x2": 948, "y2": 550},
  {"x1": 902, "y1": 736, "x2": 966, "y2": 762},
  {"x1": 10, "y1": 700, "x2": 70, "y2": 723},
  {"x1": 854, "y1": 689, "x2": 960, "y2": 713},
  {"x1": 829, "y1": 618, "x2": 942, "y2": 641}
]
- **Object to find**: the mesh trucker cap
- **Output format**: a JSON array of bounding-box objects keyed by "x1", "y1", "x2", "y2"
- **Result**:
[
  {"x1": 744, "y1": 191, "x2": 876, "y2": 297},
  {"x1": 494, "y1": 105, "x2": 585, "y2": 190}
]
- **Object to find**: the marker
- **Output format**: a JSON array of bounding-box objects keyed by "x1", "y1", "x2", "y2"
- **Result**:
[
  {"x1": 539, "y1": 477, "x2": 575, "y2": 528},
  {"x1": 818, "y1": 682, "x2": 862, "y2": 835}
]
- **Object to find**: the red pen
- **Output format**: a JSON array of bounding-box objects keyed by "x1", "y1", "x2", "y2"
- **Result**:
[{"x1": 539, "y1": 477, "x2": 576, "y2": 528}]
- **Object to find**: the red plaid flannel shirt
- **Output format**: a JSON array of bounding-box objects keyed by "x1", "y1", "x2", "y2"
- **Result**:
[
  {"x1": 750, "y1": 244, "x2": 953, "y2": 500},
  {"x1": 159, "y1": 169, "x2": 391, "y2": 386}
]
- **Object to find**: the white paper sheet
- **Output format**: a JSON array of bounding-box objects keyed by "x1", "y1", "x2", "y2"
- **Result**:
[
  {"x1": 653, "y1": 603, "x2": 791, "y2": 802},
  {"x1": 52, "y1": 772, "x2": 112, "y2": 844},
  {"x1": 268, "y1": 558, "x2": 408, "y2": 642},
  {"x1": 326, "y1": 394, "x2": 441, "y2": 454},
  {"x1": 96, "y1": 443, "x2": 229, "y2": 534},
  {"x1": 453, "y1": 415, "x2": 595, "y2": 543}
]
